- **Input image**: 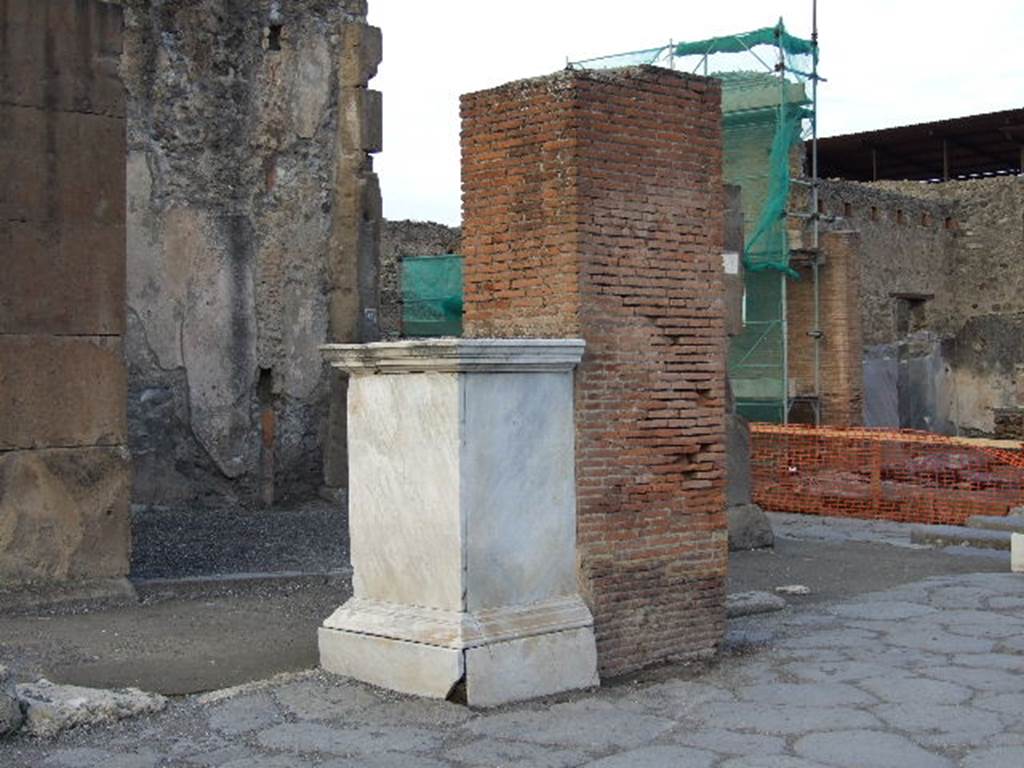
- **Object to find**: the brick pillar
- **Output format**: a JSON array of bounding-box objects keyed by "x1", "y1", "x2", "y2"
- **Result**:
[
  {"x1": 460, "y1": 67, "x2": 728, "y2": 676},
  {"x1": 788, "y1": 230, "x2": 864, "y2": 426}
]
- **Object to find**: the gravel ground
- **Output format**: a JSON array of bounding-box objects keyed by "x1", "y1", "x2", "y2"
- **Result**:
[{"x1": 130, "y1": 499, "x2": 349, "y2": 579}]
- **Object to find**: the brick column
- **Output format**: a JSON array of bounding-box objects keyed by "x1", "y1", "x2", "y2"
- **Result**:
[
  {"x1": 788, "y1": 230, "x2": 864, "y2": 426},
  {"x1": 460, "y1": 67, "x2": 728, "y2": 676}
]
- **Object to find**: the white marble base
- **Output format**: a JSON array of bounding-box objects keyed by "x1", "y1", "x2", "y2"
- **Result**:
[
  {"x1": 464, "y1": 627, "x2": 599, "y2": 707},
  {"x1": 318, "y1": 628, "x2": 463, "y2": 699},
  {"x1": 319, "y1": 339, "x2": 598, "y2": 705},
  {"x1": 1012, "y1": 533, "x2": 1023, "y2": 573},
  {"x1": 319, "y1": 623, "x2": 599, "y2": 706}
]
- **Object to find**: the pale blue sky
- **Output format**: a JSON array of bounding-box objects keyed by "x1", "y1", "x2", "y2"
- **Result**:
[{"x1": 368, "y1": 0, "x2": 1024, "y2": 226}]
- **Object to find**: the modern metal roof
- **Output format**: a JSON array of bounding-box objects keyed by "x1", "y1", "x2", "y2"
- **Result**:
[{"x1": 810, "y1": 108, "x2": 1024, "y2": 182}]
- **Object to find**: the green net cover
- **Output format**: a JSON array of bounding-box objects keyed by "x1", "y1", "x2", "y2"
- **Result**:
[
  {"x1": 568, "y1": 19, "x2": 817, "y2": 424},
  {"x1": 401, "y1": 254, "x2": 463, "y2": 337}
]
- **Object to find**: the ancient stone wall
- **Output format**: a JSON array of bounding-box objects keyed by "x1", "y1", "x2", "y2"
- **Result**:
[
  {"x1": 379, "y1": 220, "x2": 461, "y2": 339},
  {"x1": 461, "y1": 68, "x2": 728, "y2": 677},
  {"x1": 0, "y1": 0, "x2": 131, "y2": 581},
  {"x1": 119, "y1": 0, "x2": 381, "y2": 506},
  {"x1": 817, "y1": 180, "x2": 957, "y2": 348},
  {"x1": 817, "y1": 177, "x2": 1024, "y2": 435}
]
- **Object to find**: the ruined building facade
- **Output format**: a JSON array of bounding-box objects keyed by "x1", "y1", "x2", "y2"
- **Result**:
[
  {"x1": 121, "y1": 0, "x2": 382, "y2": 506},
  {"x1": 1, "y1": 0, "x2": 382, "y2": 583}
]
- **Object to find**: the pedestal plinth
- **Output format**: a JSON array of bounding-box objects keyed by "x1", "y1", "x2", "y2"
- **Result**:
[{"x1": 319, "y1": 339, "x2": 597, "y2": 706}]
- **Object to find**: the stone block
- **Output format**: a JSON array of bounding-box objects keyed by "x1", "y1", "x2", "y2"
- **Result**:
[
  {"x1": 1012, "y1": 534, "x2": 1023, "y2": 574},
  {"x1": 0, "y1": 664, "x2": 23, "y2": 738},
  {"x1": 340, "y1": 88, "x2": 382, "y2": 153},
  {"x1": 0, "y1": 106, "x2": 125, "y2": 228},
  {"x1": 319, "y1": 628, "x2": 464, "y2": 700},
  {"x1": 1, "y1": 219, "x2": 125, "y2": 336},
  {"x1": 0, "y1": 0, "x2": 124, "y2": 117},
  {"x1": 726, "y1": 411, "x2": 753, "y2": 507},
  {"x1": 0, "y1": 335, "x2": 127, "y2": 450},
  {"x1": 339, "y1": 23, "x2": 382, "y2": 87},
  {"x1": 0, "y1": 446, "x2": 131, "y2": 582},
  {"x1": 464, "y1": 627, "x2": 599, "y2": 708},
  {"x1": 15, "y1": 679, "x2": 165, "y2": 738},
  {"x1": 728, "y1": 504, "x2": 775, "y2": 551}
]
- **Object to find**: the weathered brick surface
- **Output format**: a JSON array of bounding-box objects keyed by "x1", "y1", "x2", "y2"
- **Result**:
[
  {"x1": 461, "y1": 67, "x2": 727, "y2": 676},
  {"x1": 788, "y1": 231, "x2": 864, "y2": 426}
]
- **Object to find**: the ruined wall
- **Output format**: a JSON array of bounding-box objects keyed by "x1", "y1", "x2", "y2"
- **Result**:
[
  {"x1": 818, "y1": 179, "x2": 958, "y2": 347},
  {"x1": 818, "y1": 176, "x2": 1024, "y2": 435},
  {"x1": 379, "y1": 220, "x2": 460, "y2": 339},
  {"x1": 461, "y1": 68, "x2": 727, "y2": 676},
  {"x1": 119, "y1": 0, "x2": 381, "y2": 506},
  {"x1": 0, "y1": 0, "x2": 130, "y2": 581}
]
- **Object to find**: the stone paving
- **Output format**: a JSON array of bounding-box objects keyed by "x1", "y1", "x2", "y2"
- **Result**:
[{"x1": 2, "y1": 571, "x2": 1022, "y2": 767}]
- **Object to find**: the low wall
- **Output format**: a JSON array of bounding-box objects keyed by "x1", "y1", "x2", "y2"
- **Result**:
[{"x1": 751, "y1": 424, "x2": 1024, "y2": 525}]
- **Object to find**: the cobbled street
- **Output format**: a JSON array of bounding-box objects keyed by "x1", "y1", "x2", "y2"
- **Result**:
[{"x1": 3, "y1": 568, "x2": 1022, "y2": 768}]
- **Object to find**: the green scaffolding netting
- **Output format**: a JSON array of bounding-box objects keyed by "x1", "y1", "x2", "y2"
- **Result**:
[
  {"x1": 571, "y1": 19, "x2": 818, "y2": 423},
  {"x1": 401, "y1": 254, "x2": 463, "y2": 337}
]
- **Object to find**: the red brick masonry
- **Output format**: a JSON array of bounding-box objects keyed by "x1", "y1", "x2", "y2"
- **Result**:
[{"x1": 461, "y1": 67, "x2": 728, "y2": 676}]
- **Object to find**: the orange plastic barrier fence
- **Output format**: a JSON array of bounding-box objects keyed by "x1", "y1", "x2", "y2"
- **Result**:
[{"x1": 750, "y1": 424, "x2": 1024, "y2": 526}]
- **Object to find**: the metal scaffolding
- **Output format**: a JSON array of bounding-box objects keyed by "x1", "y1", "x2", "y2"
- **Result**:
[{"x1": 568, "y1": 11, "x2": 824, "y2": 425}]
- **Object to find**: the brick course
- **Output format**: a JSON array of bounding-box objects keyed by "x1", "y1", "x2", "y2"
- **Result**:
[{"x1": 461, "y1": 67, "x2": 727, "y2": 676}]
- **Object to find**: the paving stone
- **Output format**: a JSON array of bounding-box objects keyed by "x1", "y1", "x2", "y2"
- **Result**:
[
  {"x1": 464, "y1": 700, "x2": 676, "y2": 751},
  {"x1": 785, "y1": 628, "x2": 881, "y2": 650},
  {"x1": 368, "y1": 696, "x2": 475, "y2": 728},
  {"x1": 954, "y1": 653, "x2": 1024, "y2": 672},
  {"x1": 221, "y1": 756, "x2": 315, "y2": 768},
  {"x1": 972, "y1": 692, "x2": 1024, "y2": 716},
  {"x1": 321, "y1": 756, "x2": 452, "y2": 768},
  {"x1": 961, "y1": 746, "x2": 1024, "y2": 768},
  {"x1": 206, "y1": 693, "x2": 282, "y2": 735},
  {"x1": 43, "y1": 748, "x2": 161, "y2": 768},
  {"x1": 614, "y1": 681, "x2": 736, "y2": 715},
  {"x1": 273, "y1": 680, "x2": 384, "y2": 722},
  {"x1": 842, "y1": 646, "x2": 948, "y2": 671},
  {"x1": 874, "y1": 702, "x2": 1005, "y2": 743},
  {"x1": 256, "y1": 722, "x2": 442, "y2": 756},
  {"x1": 582, "y1": 745, "x2": 717, "y2": 768},
  {"x1": 727, "y1": 590, "x2": 787, "y2": 618},
  {"x1": 857, "y1": 675, "x2": 972, "y2": 706},
  {"x1": 924, "y1": 665, "x2": 1024, "y2": 693},
  {"x1": 881, "y1": 626, "x2": 995, "y2": 655},
  {"x1": 670, "y1": 727, "x2": 787, "y2": 755},
  {"x1": 178, "y1": 746, "x2": 255, "y2": 767},
  {"x1": 926, "y1": 586, "x2": 1001, "y2": 609},
  {"x1": 445, "y1": 738, "x2": 590, "y2": 768},
  {"x1": 793, "y1": 730, "x2": 953, "y2": 768},
  {"x1": 736, "y1": 682, "x2": 876, "y2": 707},
  {"x1": 718, "y1": 756, "x2": 832, "y2": 768},
  {"x1": 722, "y1": 624, "x2": 778, "y2": 652},
  {"x1": 777, "y1": 660, "x2": 893, "y2": 684},
  {"x1": 695, "y1": 701, "x2": 881, "y2": 735},
  {"x1": 997, "y1": 635, "x2": 1024, "y2": 653},
  {"x1": 988, "y1": 596, "x2": 1024, "y2": 610},
  {"x1": 828, "y1": 601, "x2": 936, "y2": 620}
]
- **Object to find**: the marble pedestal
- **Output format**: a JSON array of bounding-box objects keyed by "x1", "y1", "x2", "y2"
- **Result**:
[{"x1": 319, "y1": 339, "x2": 598, "y2": 706}]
